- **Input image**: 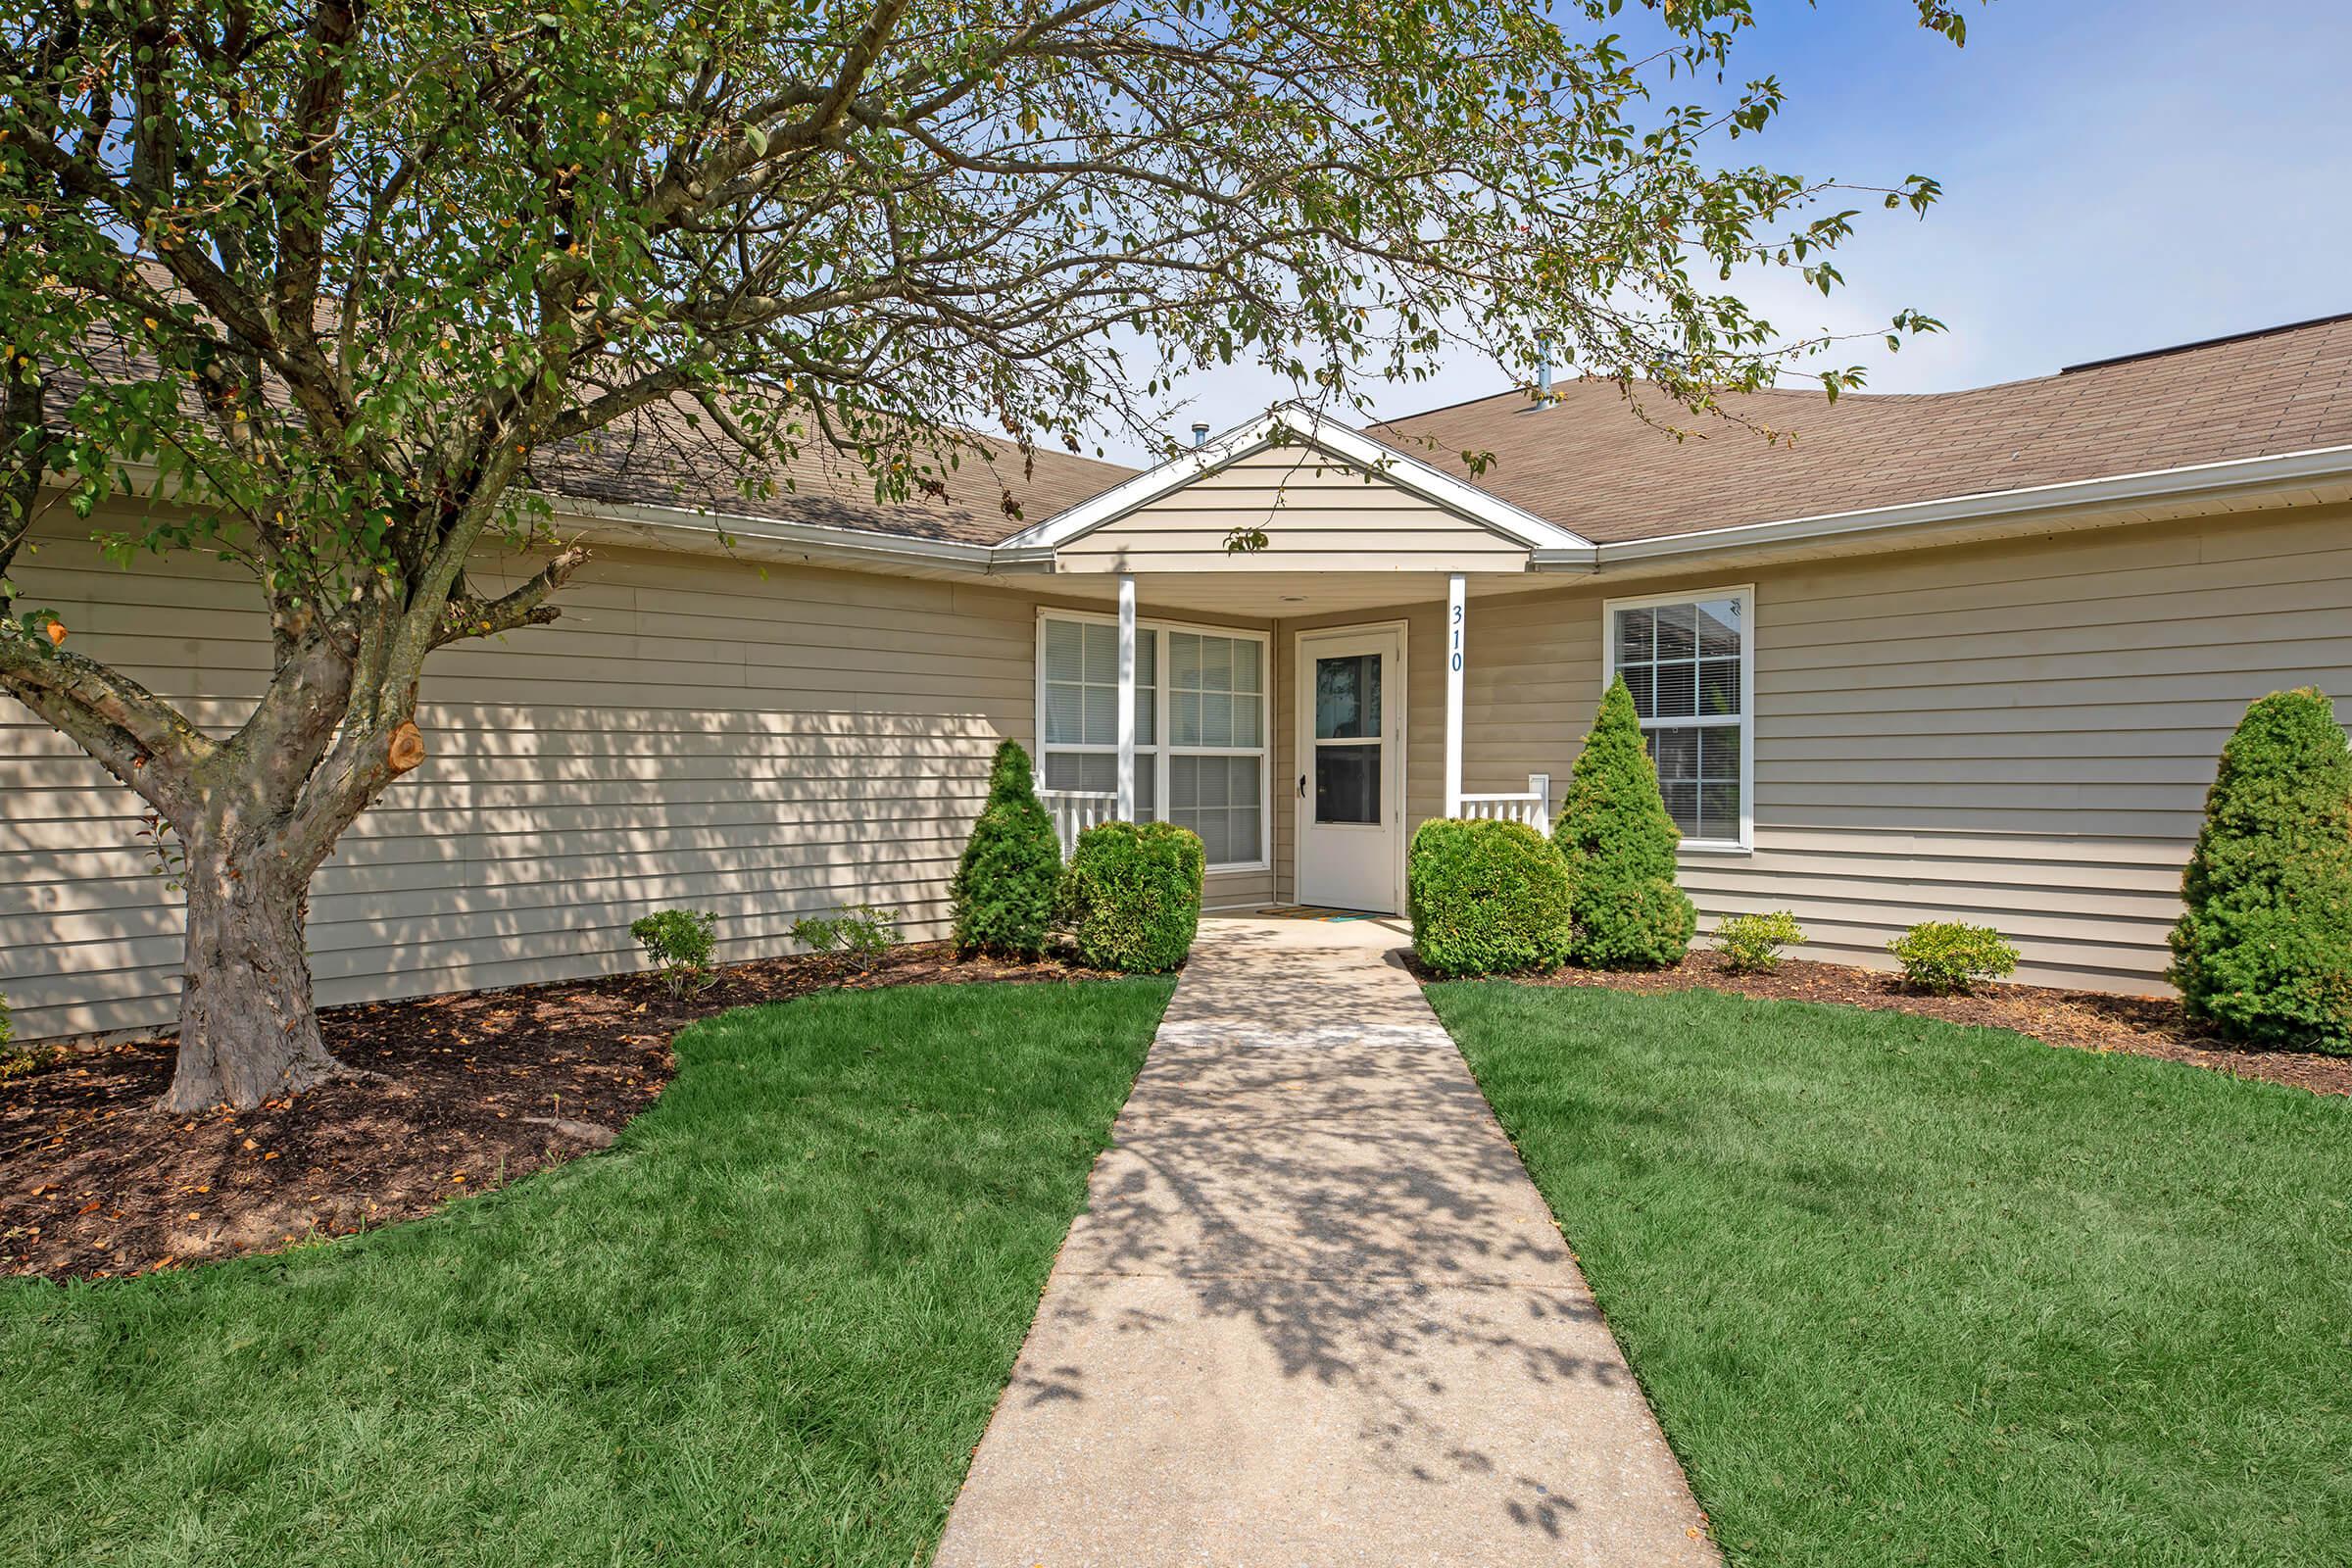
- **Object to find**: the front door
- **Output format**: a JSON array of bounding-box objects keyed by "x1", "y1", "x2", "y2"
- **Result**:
[{"x1": 1295, "y1": 625, "x2": 1405, "y2": 912}]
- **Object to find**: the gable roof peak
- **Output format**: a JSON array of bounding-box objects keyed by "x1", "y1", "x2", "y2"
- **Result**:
[{"x1": 997, "y1": 401, "x2": 1592, "y2": 553}]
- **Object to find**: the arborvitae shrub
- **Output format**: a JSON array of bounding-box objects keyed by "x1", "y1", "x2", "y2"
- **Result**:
[
  {"x1": 2169, "y1": 688, "x2": 2352, "y2": 1052},
  {"x1": 1058, "y1": 820, "x2": 1204, "y2": 973},
  {"x1": 1552, "y1": 676, "x2": 1695, "y2": 967},
  {"x1": 1407, "y1": 818, "x2": 1574, "y2": 977},
  {"x1": 951, "y1": 740, "x2": 1063, "y2": 958}
]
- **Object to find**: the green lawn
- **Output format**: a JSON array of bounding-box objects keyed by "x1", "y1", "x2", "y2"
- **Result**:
[
  {"x1": 1426, "y1": 982, "x2": 2352, "y2": 1568},
  {"x1": 0, "y1": 978, "x2": 1171, "y2": 1567}
]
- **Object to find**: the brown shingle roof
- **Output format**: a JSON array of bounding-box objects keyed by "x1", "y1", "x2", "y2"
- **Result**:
[
  {"x1": 45, "y1": 321, "x2": 1134, "y2": 549},
  {"x1": 52, "y1": 308, "x2": 2352, "y2": 551},
  {"x1": 1371, "y1": 313, "x2": 2352, "y2": 544},
  {"x1": 534, "y1": 392, "x2": 1136, "y2": 547}
]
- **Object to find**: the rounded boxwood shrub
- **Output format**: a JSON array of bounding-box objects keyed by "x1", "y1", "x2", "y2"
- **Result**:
[
  {"x1": 1058, "y1": 820, "x2": 1204, "y2": 973},
  {"x1": 1408, "y1": 817, "x2": 1574, "y2": 977},
  {"x1": 1712, "y1": 909, "x2": 1805, "y2": 973},
  {"x1": 2169, "y1": 687, "x2": 2352, "y2": 1051},
  {"x1": 1887, "y1": 920, "x2": 2019, "y2": 995},
  {"x1": 1552, "y1": 675, "x2": 1695, "y2": 967},
  {"x1": 951, "y1": 740, "x2": 1063, "y2": 958}
]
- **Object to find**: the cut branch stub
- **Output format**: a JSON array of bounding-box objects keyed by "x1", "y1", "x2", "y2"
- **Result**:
[{"x1": 387, "y1": 719, "x2": 426, "y2": 774}]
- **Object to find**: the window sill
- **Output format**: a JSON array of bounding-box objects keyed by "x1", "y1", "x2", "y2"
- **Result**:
[
  {"x1": 1677, "y1": 839, "x2": 1753, "y2": 857},
  {"x1": 1203, "y1": 861, "x2": 1272, "y2": 876}
]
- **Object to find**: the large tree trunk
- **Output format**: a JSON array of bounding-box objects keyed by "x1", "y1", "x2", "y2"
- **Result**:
[{"x1": 164, "y1": 828, "x2": 343, "y2": 1112}]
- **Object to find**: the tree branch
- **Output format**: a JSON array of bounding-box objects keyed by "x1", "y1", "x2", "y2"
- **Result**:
[
  {"x1": 432, "y1": 545, "x2": 590, "y2": 649},
  {"x1": 0, "y1": 638, "x2": 216, "y2": 817}
]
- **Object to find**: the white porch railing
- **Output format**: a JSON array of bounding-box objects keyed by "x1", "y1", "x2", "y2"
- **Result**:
[
  {"x1": 1457, "y1": 773, "x2": 1552, "y2": 830},
  {"x1": 1038, "y1": 789, "x2": 1118, "y2": 859}
]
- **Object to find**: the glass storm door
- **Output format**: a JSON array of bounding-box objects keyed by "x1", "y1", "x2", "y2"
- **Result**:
[{"x1": 1295, "y1": 626, "x2": 1403, "y2": 911}]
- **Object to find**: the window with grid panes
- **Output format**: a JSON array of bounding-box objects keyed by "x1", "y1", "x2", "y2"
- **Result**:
[
  {"x1": 1040, "y1": 617, "x2": 1154, "y2": 813},
  {"x1": 1166, "y1": 631, "x2": 1265, "y2": 867},
  {"x1": 1038, "y1": 616, "x2": 1267, "y2": 867},
  {"x1": 1605, "y1": 590, "x2": 1750, "y2": 848}
]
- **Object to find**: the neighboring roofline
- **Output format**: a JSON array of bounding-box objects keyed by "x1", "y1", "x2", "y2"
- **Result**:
[
  {"x1": 1527, "y1": 442, "x2": 2352, "y2": 573},
  {"x1": 997, "y1": 401, "x2": 1594, "y2": 553},
  {"x1": 2060, "y1": 312, "x2": 2352, "y2": 374}
]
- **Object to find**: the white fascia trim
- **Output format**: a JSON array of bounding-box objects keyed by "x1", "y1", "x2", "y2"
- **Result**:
[
  {"x1": 1531, "y1": 442, "x2": 2352, "y2": 573},
  {"x1": 998, "y1": 401, "x2": 1594, "y2": 553},
  {"x1": 549, "y1": 495, "x2": 1055, "y2": 574}
]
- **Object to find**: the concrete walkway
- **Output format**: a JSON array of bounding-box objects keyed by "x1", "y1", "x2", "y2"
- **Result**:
[{"x1": 933, "y1": 914, "x2": 1719, "y2": 1567}]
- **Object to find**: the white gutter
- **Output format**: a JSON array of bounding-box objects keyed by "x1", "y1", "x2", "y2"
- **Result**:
[{"x1": 1530, "y1": 442, "x2": 2352, "y2": 573}]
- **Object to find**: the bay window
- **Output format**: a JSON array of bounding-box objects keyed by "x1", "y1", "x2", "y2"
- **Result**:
[
  {"x1": 1601, "y1": 586, "x2": 1754, "y2": 852},
  {"x1": 1038, "y1": 612, "x2": 1269, "y2": 870}
]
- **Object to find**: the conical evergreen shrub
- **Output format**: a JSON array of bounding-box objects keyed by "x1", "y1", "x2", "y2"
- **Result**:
[
  {"x1": 2169, "y1": 688, "x2": 2352, "y2": 1052},
  {"x1": 1552, "y1": 675, "x2": 1695, "y2": 967},
  {"x1": 951, "y1": 739, "x2": 1062, "y2": 958}
]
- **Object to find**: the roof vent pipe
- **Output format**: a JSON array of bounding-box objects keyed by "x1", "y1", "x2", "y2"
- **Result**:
[
  {"x1": 1536, "y1": 340, "x2": 1554, "y2": 407},
  {"x1": 1191, "y1": 420, "x2": 1210, "y2": 448}
]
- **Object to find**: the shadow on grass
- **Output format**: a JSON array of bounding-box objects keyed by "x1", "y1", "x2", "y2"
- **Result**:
[
  {"x1": 0, "y1": 978, "x2": 1174, "y2": 1568},
  {"x1": 1427, "y1": 979, "x2": 2352, "y2": 1568}
]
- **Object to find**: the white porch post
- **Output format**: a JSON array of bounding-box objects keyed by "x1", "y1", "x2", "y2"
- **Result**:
[
  {"x1": 1115, "y1": 572, "x2": 1137, "y2": 819},
  {"x1": 1445, "y1": 572, "x2": 1466, "y2": 817}
]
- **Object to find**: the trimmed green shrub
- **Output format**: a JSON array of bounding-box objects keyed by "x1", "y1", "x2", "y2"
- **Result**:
[
  {"x1": 631, "y1": 908, "x2": 719, "y2": 997},
  {"x1": 1058, "y1": 820, "x2": 1204, "y2": 973},
  {"x1": 1712, "y1": 909, "x2": 1805, "y2": 973},
  {"x1": 1887, "y1": 920, "x2": 2019, "y2": 995},
  {"x1": 789, "y1": 905, "x2": 904, "y2": 972},
  {"x1": 1552, "y1": 676, "x2": 1696, "y2": 967},
  {"x1": 1408, "y1": 818, "x2": 1574, "y2": 977},
  {"x1": 952, "y1": 739, "x2": 1062, "y2": 958},
  {"x1": 2170, "y1": 688, "x2": 2352, "y2": 1051},
  {"x1": 0, "y1": 989, "x2": 11, "y2": 1049}
]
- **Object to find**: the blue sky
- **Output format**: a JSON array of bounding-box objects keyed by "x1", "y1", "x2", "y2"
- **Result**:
[{"x1": 1103, "y1": 0, "x2": 2352, "y2": 461}]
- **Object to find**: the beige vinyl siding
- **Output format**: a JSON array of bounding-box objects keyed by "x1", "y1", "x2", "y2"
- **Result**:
[
  {"x1": 1200, "y1": 867, "x2": 1276, "y2": 908},
  {"x1": 1449, "y1": 505, "x2": 2352, "y2": 992},
  {"x1": 1057, "y1": 445, "x2": 1530, "y2": 574},
  {"x1": 13, "y1": 493, "x2": 2348, "y2": 1034},
  {"x1": 1, "y1": 519, "x2": 1058, "y2": 1041}
]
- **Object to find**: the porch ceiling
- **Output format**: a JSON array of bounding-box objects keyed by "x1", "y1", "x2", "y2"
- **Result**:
[{"x1": 1015, "y1": 568, "x2": 1568, "y2": 619}]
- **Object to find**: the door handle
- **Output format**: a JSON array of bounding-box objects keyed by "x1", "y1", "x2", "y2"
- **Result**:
[{"x1": 1298, "y1": 773, "x2": 1307, "y2": 800}]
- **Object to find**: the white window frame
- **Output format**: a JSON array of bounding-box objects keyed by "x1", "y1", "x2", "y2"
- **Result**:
[
  {"x1": 1035, "y1": 609, "x2": 1273, "y2": 873},
  {"x1": 1598, "y1": 583, "x2": 1755, "y2": 855}
]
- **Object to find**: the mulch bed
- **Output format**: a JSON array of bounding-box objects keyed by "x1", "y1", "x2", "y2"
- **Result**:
[
  {"x1": 2, "y1": 943, "x2": 1118, "y2": 1284},
  {"x1": 1442, "y1": 949, "x2": 2352, "y2": 1099}
]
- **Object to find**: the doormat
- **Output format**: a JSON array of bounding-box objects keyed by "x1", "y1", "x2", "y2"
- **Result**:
[{"x1": 1255, "y1": 906, "x2": 1388, "y2": 922}]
